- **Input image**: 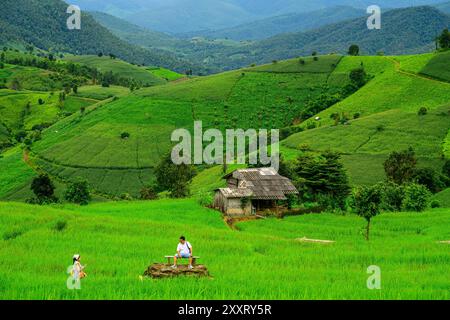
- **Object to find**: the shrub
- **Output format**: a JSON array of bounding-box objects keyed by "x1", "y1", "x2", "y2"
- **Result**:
[
  {"x1": 140, "y1": 185, "x2": 158, "y2": 200},
  {"x1": 313, "y1": 57, "x2": 319, "y2": 61},
  {"x1": 120, "y1": 132, "x2": 130, "y2": 139},
  {"x1": 402, "y1": 183, "x2": 431, "y2": 212},
  {"x1": 430, "y1": 200, "x2": 440, "y2": 208},
  {"x1": 443, "y1": 159, "x2": 450, "y2": 180},
  {"x1": 353, "y1": 112, "x2": 361, "y2": 119},
  {"x1": 349, "y1": 68, "x2": 368, "y2": 88},
  {"x1": 3, "y1": 229, "x2": 24, "y2": 241},
  {"x1": 418, "y1": 107, "x2": 428, "y2": 116},
  {"x1": 413, "y1": 167, "x2": 446, "y2": 193},
  {"x1": 53, "y1": 219, "x2": 67, "y2": 232},
  {"x1": 120, "y1": 193, "x2": 133, "y2": 201},
  {"x1": 64, "y1": 180, "x2": 91, "y2": 205},
  {"x1": 30, "y1": 174, "x2": 57, "y2": 204},
  {"x1": 299, "y1": 59, "x2": 305, "y2": 65},
  {"x1": 197, "y1": 191, "x2": 213, "y2": 207},
  {"x1": 38, "y1": 98, "x2": 44, "y2": 105}
]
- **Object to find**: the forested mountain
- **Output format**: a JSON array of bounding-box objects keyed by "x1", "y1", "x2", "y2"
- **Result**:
[
  {"x1": 71, "y1": 0, "x2": 447, "y2": 33},
  {"x1": 202, "y1": 6, "x2": 450, "y2": 70},
  {"x1": 177, "y1": 6, "x2": 365, "y2": 41},
  {"x1": 0, "y1": 0, "x2": 197, "y2": 73}
]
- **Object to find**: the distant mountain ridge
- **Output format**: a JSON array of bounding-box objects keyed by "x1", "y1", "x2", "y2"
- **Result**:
[
  {"x1": 176, "y1": 6, "x2": 366, "y2": 41},
  {"x1": 0, "y1": 0, "x2": 197, "y2": 73}
]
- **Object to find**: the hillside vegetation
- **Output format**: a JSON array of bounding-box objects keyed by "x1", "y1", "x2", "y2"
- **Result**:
[{"x1": 26, "y1": 55, "x2": 345, "y2": 197}]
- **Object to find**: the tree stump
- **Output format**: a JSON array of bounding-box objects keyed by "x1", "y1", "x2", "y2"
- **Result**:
[{"x1": 143, "y1": 263, "x2": 210, "y2": 279}]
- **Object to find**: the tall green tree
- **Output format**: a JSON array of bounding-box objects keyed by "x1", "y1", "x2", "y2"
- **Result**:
[
  {"x1": 294, "y1": 151, "x2": 350, "y2": 209},
  {"x1": 438, "y1": 28, "x2": 450, "y2": 50},
  {"x1": 155, "y1": 154, "x2": 196, "y2": 198},
  {"x1": 353, "y1": 185, "x2": 383, "y2": 240}
]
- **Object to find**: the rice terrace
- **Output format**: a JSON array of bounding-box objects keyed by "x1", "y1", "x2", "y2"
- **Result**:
[{"x1": 0, "y1": 0, "x2": 450, "y2": 302}]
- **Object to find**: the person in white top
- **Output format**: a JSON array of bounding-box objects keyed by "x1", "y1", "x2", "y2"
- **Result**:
[{"x1": 172, "y1": 236, "x2": 193, "y2": 269}]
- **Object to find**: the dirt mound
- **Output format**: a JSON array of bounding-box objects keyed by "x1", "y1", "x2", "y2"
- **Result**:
[{"x1": 143, "y1": 263, "x2": 210, "y2": 279}]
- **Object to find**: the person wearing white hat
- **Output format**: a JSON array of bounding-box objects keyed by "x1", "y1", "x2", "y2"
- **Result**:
[{"x1": 72, "y1": 254, "x2": 86, "y2": 281}]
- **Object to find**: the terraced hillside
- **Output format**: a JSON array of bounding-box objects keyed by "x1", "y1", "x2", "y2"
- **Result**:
[{"x1": 28, "y1": 55, "x2": 345, "y2": 198}]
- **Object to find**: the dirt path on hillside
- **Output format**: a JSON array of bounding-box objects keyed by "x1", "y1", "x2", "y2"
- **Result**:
[{"x1": 386, "y1": 57, "x2": 450, "y2": 85}]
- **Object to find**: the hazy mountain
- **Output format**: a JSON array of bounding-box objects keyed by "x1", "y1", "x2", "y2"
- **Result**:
[
  {"x1": 177, "y1": 6, "x2": 366, "y2": 41},
  {"x1": 0, "y1": 0, "x2": 198, "y2": 72},
  {"x1": 434, "y1": 1, "x2": 450, "y2": 13},
  {"x1": 70, "y1": 0, "x2": 446, "y2": 33},
  {"x1": 194, "y1": 6, "x2": 450, "y2": 71}
]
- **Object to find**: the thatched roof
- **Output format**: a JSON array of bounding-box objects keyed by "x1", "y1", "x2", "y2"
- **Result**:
[{"x1": 218, "y1": 168, "x2": 298, "y2": 200}]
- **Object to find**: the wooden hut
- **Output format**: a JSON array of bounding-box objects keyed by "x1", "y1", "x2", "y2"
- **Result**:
[{"x1": 214, "y1": 168, "x2": 299, "y2": 216}]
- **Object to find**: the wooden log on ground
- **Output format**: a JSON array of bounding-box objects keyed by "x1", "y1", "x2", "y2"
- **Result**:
[
  {"x1": 143, "y1": 263, "x2": 210, "y2": 279},
  {"x1": 296, "y1": 237, "x2": 335, "y2": 244}
]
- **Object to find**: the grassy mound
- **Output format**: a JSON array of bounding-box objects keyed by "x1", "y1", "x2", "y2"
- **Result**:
[{"x1": 64, "y1": 55, "x2": 167, "y2": 86}]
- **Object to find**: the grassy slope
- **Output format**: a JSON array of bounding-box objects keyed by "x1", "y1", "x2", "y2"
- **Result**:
[
  {"x1": 0, "y1": 147, "x2": 35, "y2": 198},
  {"x1": 421, "y1": 50, "x2": 450, "y2": 82},
  {"x1": 0, "y1": 199, "x2": 448, "y2": 299},
  {"x1": 283, "y1": 106, "x2": 450, "y2": 185},
  {"x1": 30, "y1": 57, "x2": 342, "y2": 197},
  {"x1": 64, "y1": 55, "x2": 167, "y2": 86}
]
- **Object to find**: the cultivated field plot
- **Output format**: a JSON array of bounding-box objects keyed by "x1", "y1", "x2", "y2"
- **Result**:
[
  {"x1": 421, "y1": 50, "x2": 450, "y2": 82},
  {"x1": 0, "y1": 199, "x2": 448, "y2": 300}
]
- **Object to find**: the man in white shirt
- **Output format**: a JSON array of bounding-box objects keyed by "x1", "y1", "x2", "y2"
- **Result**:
[{"x1": 172, "y1": 236, "x2": 193, "y2": 269}]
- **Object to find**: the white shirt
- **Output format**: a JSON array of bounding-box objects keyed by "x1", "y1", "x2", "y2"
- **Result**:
[{"x1": 177, "y1": 242, "x2": 191, "y2": 255}]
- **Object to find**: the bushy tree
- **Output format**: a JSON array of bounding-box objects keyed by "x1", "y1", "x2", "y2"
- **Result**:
[
  {"x1": 402, "y1": 183, "x2": 431, "y2": 212},
  {"x1": 348, "y1": 44, "x2": 360, "y2": 56},
  {"x1": 443, "y1": 159, "x2": 450, "y2": 180},
  {"x1": 155, "y1": 154, "x2": 196, "y2": 198},
  {"x1": 438, "y1": 28, "x2": 450, "y2": 50},
  {"x1": 30, "y1": 174, "x2": 57, "y2": 204},
  {"x1": 140, "y1": 185, "x2": 158, "y2": 200},
  {"x1": 384, "y1": 147, "x2": 417, "y2": 185},
  {"x1": 352, "y1": 185, "x2": 383, "y2": 240},
  {"x1": 294, "y1": 152, "x2": 350, "y2": 210},
  {"x1": 349, "y1": 67, "x2": 368, "y2": 88},
  {"x1": 413, "y1": 168, "x2": 446, "y2": 193},
  {"x1": 64, "y1": 180, "x2": 91, "y2": 205},
  {"x1": 379, "y1": 182, "x2": 404, "y2": 212}
]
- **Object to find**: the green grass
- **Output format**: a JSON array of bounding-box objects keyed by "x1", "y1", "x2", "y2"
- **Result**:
[
  {"x1": 432, "y1": 188, "x2": 450, "y2": 208},
  {"x1": 147, "y1": 67, "x2": 185, "y2": 81},
  {"x1": 72, "y1": 85, "x2": 130, "y2": 100},
  {"x1": 421, "y1": 50, "x2": 450, "y2": 82},
  {"x1": 0, "y1": 147, "x2": 36, "y2": 199},
  {"x1": 394, "y1": 53, "x2": 435, "y2": 74},
  {"x1": 0, "y1": 199, "x2": 448, "y2": 299},
  {"x1": 283, "y1": 106, "x2": 450, "y2": 185},
  {"x1": 245, "y1": 55, "x2": 342, "y2": 73},
  {"x1": 64, "y1": 55, "x2": 167, "y2": 86}
]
